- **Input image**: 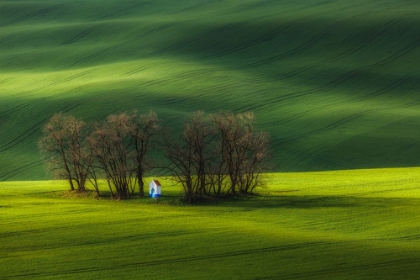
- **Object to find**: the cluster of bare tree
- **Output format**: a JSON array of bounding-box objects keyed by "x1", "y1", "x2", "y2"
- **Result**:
[
  {"x1": 38, "y1": 110, "x2": 270, "y2": 202},
  {"x1": 38, "y1": 111, "x2": 159, "y2": 199},
  {"x1": 162, "y1": 111, "x2": 270, "y2": 203}
]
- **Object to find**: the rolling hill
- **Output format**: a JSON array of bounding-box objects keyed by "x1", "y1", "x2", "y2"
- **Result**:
[{"x1": 1, "y1": 0, "x2": 420, "y2": 180}]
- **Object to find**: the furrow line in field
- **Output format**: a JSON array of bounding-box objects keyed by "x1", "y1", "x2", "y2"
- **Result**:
[
  {"x1": 235, "y1": 0, "x2": 282, "y2": 11},
  {"x1": 135, "y1": 78, "x2": 173, "y2": 89},
  {"x1": 0, "y1": 122, "x2": 46, "y2": 152},
  {"x1": 124, "y1": 66, "x2": 151, "y2": 76},
  {"x1": 132, "y1": 241, "x2": 341, "y2": 266},
  {"x1": 0, "y1": 98, "x2": 49, "y2": 119},
  {"x1": 0, "y1": 103, "x2": 81, "y2": 153},
  {"x1": 0, "y1": 56, "x2": 18, "y2": 67},
  {"x1": 0, "y1": 4, "x2": 67, "y2": 27},
  {"x1": 324, "y1": 0, "x2": 413, "y2": 18},
  {"x1": 0, "y1": 241, "x2": 342, "y2": 279},
  {"x1": 270, "y1": 80, "x2": 420, "y2": 148},
  {"x1": 0, "y1": 160, "x2": 43, "y2": 181},
  {"x1": 229, "y1": 16, "x2": 359, "y2": 70},
  {"x1": 328, "y1": 17, "x2": 405, "y2": 62},
  {"x1": 261, "y1": 86, "x2": 319, "y2": 106},
  {"x1": 232, "y1": 99, "x2": 269, "y2": 114},
  {"x1": 280, "y1": 113, "x2": 365, "y2": 146},
  {"x1": 175, "y1": 0, "x2": 219, "y2": 14},
  {"x1": 350, "y1": 73, "x2": 418, "y2": 103},
  {"x1": 304, "y1": 113, "x2": 364, "y2": 135},
  {"x1": 316, "y1": 70, "x2": 360, "y2": 91},
  {"x1": 365, "y1": 34, "x2": 420, "y2": 70},
  {"x1": 97, "y1": 2, "x2": 150, "y2": 20},
  {"x1": 170, "y1": 69, "x2": 213, "y2": 80},
  {"x1": 48, "y1": 69, "x2": 97, "y2": 87},
  {"x1": 385, "y1": 234, "x2": 420, "y2": 241},
  {"x1": 0, "y1": 77, "x2": 12, "y2": 85},
  {"x1": 64, "y1": 45, "x2": 121, "y2": 68},
  {"x1": 214, "y1": 64, "x2": 415, "y2": 129},
  {"x1": 150, "y1": 22, "x2": 251, "y2": 57},
  {"x1": 0, "y1": 34, "x2": 16, "y2": 45},
  {"x1": 198, "y1": 17, "x2": 313, "y2": 60},
  {"x1": 150, "y1": 38, "x2": 202, "y2": 57},
  {"x1": 280, "y1": 145, "x2": 349, "y2": 171},
  {"x1": 264, "y1": 101, "x2": 343, "y2": 127},
  {"x1": 275, "y1": 65, "x2": 316, "y2": 81},
  {"x1": 136, "y1": 24, "x2": 174, "y2": 39},
  {"x1": 64, "y1": 69, "x2": 96, "y2": 81},
  {"x1": 239, "y1": 0, "x2": 367, "y2": 15},
  {"x1": 313, "y1": 0, "x2": 373, "y2": 13},
  {"x1": 345, "y1": 186, "x2": 420, "y2": 198},
  {"x1": 203, "y1": 15, "x2": 321, "y2": 61},
  {"x1": 272, "y1": 69, "x2": 418, "y2": 121},
  {"x1": 180, "y1": 82, "x2": 245, "y2": 103},
  {"x1": 192, "y1": 23, "x2": 238, "y2": 41},
  {"x1": 261, "y1": 70, "x2": 361, "y2": 109},
  {"x1": 394, "y1": 98, "x2": 420, "y2": 110},
  {"x1": 0, "y1": 229, "x2": 193, "y2": 250},
  {"x1": 259, "y1": 257, "x2": 420, "y2": 279},
  {"x1": 63, "y1": 25, "x2": 102, "y2": 45},
  {"x1": 264, "y1": 40, "x2": 417, "y2": 112}
]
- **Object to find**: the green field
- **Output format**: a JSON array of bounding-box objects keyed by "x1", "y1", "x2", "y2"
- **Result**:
[
  {"x1": 1, "y1": 169, "x2": 420, "y2": 279},
  {"x1": 1, "y1": 0, "x2": 420, "y2": 180}
]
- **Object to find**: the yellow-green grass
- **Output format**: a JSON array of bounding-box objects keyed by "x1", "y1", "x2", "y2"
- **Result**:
[
  {"x1": 1, "y1": 168, "x2": 420, "y2": 279},
  {"x1": 1, "y1": 0, "x2": 420, "y2": 180}
]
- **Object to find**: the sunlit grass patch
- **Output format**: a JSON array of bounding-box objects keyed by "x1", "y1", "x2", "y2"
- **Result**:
[{"x1": 1, "y1": 168, "x2": 419, "y2": 279}]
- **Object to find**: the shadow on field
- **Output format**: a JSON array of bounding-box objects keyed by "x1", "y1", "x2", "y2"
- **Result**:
[
  {"x1": 234, "y1": 195, "x2": 360, "y2": 209},
  {"x1": 216, "y1": 194, "x2": 418, "y2": 210},
  {"x1": 159, "y1": 193, "x2": 364, "y2": 208}
]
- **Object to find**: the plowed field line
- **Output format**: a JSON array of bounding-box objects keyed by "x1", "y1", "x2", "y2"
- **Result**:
[
  {"x1": 63, "y1": 25, "x2": 102, "y2": 45},
  {"x1": 280, "y1": 113, "x2": 365, "y2": 146},
  {"x1": 0, "y1": 160, "x2": 43, "y2": 181},
  {"x1": 229, "y1": 16, "x2": 359, "y2": 70},
  {"x1": 0, "y1": 4, "x2": 67, "y2": 27},
  {"x1": 259, "y1": 257, "x2": 420, "y2": 280},
  {"x1": 0, "y1": 241, "x2": 341, "y2": 279},
  {"x1": 0, "y1": 103, "x2": 81, "y2": 153},
  {"x1": 199, "y1": 16, "x2": 314, "y2": 60},
  {"x1": 0, "y1": 98, "x2": 49, "y2": 119}
]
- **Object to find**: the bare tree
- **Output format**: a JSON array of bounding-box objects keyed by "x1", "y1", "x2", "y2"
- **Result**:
[
  {"x1": 38, "y1": 113, "x2": 93, "y2": 192},
  {"x1": 127, "y1": 110, "x2": 160, "y2": 198},
  {"x1": 183, "y1": 111, "x2": 215, "y2": 196},
  {"x1": 161, "y1": 112, "x2": 220, "y2": 202},
  {"x1": 211, "y1": 111, "x2": 269, "y2": 195},
  {"x1": 237, "y1": 131, "x2": 270, "y2": 194},
  {"x1": 89, "y1": 113, "x2": 136, "y2": 199},
  {"x1": 211, "y1": 112, "x2": 249, "y2": 195},
  {"x1": 161, "y1": 125, "x2": 195, "y2": 203},
  {"x1": 161, "y1": 111, "x2": 270, "y2": 202}
]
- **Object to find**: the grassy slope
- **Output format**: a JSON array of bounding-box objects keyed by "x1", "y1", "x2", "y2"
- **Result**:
[
  {"x1": 1, "y1": 169, "x2": 420, "y2": 279},
  {"x1": 1, "y1": 0, "x2": 420, "y2": 180}
]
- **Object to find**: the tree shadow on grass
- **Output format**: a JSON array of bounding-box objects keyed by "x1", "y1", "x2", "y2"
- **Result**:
[
  {"x1": 160, "y1": 192, "x2": 362, "y2": 208},
  {"x1": 217, "y1": 192, "x2": 418, "y2": 210},
  {"x1": 236, "y1": 194, "x2": 361, "y2": 209}
]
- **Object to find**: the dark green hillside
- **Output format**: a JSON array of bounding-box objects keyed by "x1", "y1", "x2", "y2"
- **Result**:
[{"x1": 1, "y1": 0, "x2": 420, "y2": 180}]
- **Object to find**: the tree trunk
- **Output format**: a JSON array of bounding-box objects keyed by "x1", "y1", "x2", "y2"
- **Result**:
[
  {"x1": 138, "y1": 177, "x2": 145, "y2": 198},
  {"x1": 68, "y1": 179, "x2": 75, "y2": 191}
]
